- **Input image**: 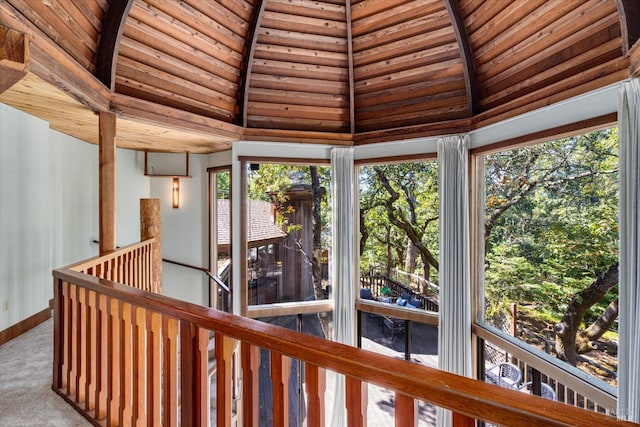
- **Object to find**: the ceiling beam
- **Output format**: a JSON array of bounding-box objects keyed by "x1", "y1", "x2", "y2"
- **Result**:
[
  {"x1": 239, "y1": 0, "x2": 266, "y2": 128},
  {"x1": 95, "y1": 0, "x2": 134, "y2": 90},
  {"x1": 346, "y1": 0, "x2": 355, "y2": 134},
  {"x1": 444, "y1": 0, "x2": 478, "y2": 117},
  {"x1": 0, "y1": 25, "x2": 29, "y2": 94},
  {"x1": 615, "y1": 0, "x2": 640, "y2": 55}
]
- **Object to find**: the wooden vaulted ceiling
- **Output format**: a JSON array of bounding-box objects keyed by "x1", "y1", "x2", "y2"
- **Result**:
[{"x1": 1, "y1": 0, "x2": 640, "y2": 153}]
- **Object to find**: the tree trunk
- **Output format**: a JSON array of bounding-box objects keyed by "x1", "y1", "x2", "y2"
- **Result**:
[
  {"x1": 554, "y1": 263, "x2": 618, "y2": 365},
  {"x1": 576, "y1": 298, "x2": 618, "y2": 353},
  {"x1": 405, "y1": 239, "x2": 417, "y2": 273}
]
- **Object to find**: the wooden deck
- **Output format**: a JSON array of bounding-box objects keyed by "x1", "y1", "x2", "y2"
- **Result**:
[{"x1": 210, "y1": 313, "x2": 438, "y2": 425}]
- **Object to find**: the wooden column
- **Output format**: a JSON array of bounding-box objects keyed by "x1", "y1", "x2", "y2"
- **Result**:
[
  {"x1": 140, "y1": 198, "x2": 162, "y2": 293},
  {"x1": 99, "y1": 111, "x2": 116, "y2": 256}
]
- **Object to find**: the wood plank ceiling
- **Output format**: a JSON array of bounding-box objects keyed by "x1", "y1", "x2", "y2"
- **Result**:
[{"x1": 0, "y1": 0, "x2": 638, "y2": 153}]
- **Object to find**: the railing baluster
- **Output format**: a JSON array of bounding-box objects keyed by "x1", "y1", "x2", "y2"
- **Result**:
[
  {"x1": 95, "y1": 293, "x2": 108, "y2": 420},
  {"x1": 305, "y1": 363, "x2": 326, "y2": 427},
  {"x1": 346, "y1": 376, "x2": 367, "y2": 427},
  {"x1": 163, "y1": 317, "x2": 179, "y2": 427},
  {"x1": 78, "y1": 286, "x2": 87, "y2": 405},
  {"x1": 69, "y1": 283, "x2": 79, "y2": 399},
  {"x1": 120, "y1": 303, "x2": 133, "y2": 424},
  {"x1": 108, "y1": 297, "x2": 121, "y2": 426},
  {"x1": 85, "y1": 289, "x2": 96, "y2": 412},
  {"x1": 271, "y1": 352, "x2": 291, "y2": 427},
  {"x1": 216, "y1": 333, "x2": 236, "y2": 427},
  {"x1": 241, "y1": 342, "x2": 260, "y2": 427},
  {"x1": 179, "y1": 321, "x2": 209, "y2": 426},
  {"x1": 147, "y1": 311, "x2": 162, "y2": 426},
  {"x1": 133, "y1": 306, "x2": 147, "y2": 425},
  {"x1": 52, "y1": 278, "x2": 64, "y2": 391},
  {"x1": 395, "y1": 392, "x2": 416, "y2": 427},
  {"x1": 452, "y1": 412, "x2": 476, "y2": 426}
]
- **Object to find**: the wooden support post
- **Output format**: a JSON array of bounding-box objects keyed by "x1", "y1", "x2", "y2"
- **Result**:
[
  {"x1": 140, "y1": 198, "x2": 162, "y2": 293},
  {"x1": 99, "y1": 111, "x2": 116, "y2": 256},
  {"x1": 0, "y1": 25, "x2": 29, "y2": 94}
]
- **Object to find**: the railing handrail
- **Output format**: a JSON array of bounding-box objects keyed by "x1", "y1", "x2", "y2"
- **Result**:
[
  {"x1": 52, "y1": 267, "x2": 635, "y2": 427},
  {"x1": 474, "y1": 322, "x2": 617, "y2": 410},
  {"x1": 162, "y1": 258, "x2": 231, "y2": 295}
]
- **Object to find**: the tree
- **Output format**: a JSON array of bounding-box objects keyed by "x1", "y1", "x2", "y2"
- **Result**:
[
  {"x1": 483, "y1": 128, "x2": 619, "y2": 369},
  {"x1": 359, "y1": 162, "x2": 439, "y2": 285},
  {"x1": 554, "y1": 263, "x2": 618, "y2": 365}
]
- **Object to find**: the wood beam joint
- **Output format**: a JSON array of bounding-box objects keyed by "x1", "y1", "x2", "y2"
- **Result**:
[
  {"x1": 0, "y1": 25, "x2": 29, "y2": 94},
  {"x1": 444, "y1": 0, "x2": 479, "y2": 117},
  {"x1": 616, "y1": 0, "x2": 640, "y2": 55},
  {"x1": 95, "y1": 0, "x2": 134, "y2": 90},
  {"x1": 239, "y1": 0, "x2": 266, "y2": 128}
]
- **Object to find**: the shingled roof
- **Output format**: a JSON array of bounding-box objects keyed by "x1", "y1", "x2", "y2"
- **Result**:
[{"x1": 217, "y1": 199, "x2": 286, "y2": 250}]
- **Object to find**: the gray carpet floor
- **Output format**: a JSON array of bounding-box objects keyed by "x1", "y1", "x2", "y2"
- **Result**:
[{"x1": 0, "y1": 318, "x2": 90, "y2": 426}]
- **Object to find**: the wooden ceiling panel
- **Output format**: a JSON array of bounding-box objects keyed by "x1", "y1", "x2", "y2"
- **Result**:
[
  {"x1": 476, "y1": 1, "x2": 616, "y2": 81},
  {"x1": 351, "y1": 0, "x2": 443, "y2": 37},
  {"x1": 246, "y1": 0, "x2": 350, "y2": 132},
  {"x1": 253, "y1": 44, "x2": 348, "y2": 68},
  {"x1": 128, "y1": 3, "x2": 245, "y2": 60},
  {"x1": 248, "y1": 87, "x2": 347, "y2": 108},
  {"x1": 353, "y1": 28, "x2": 457, "y2": 66},
  {"x1": 267, "y1": 0, "x2": 346, "y2": 22},
  {"x1": 6, "y1": 0, "x2": 104, "y2": 72},
  {"x1": 354, "y1": 42, "x2": 459, "y2": 80},
  {"x1": 482, "y1": 22, "x2": 621, "y2": 101},
  {"x1": 118, "y1": 38, "x2": 239, "y2": 96},
  {"x1": 355, "y1": 59, "x2": 463, "y2": 95},
  {"x1": 116, "y1": 56, "x2": 238, "y2": 112},
  {"x1": 352, "y1": 9, "x2": 450, "y2": 52},
  {"x1": 465, "y1": 1, "x2": 545, "y2": 51},
  {"x1": 1, "y1": 0, "x2": 631, "y2": 151},
  {"x1": 261, "y1": 11, "x2": 347, "y2": 38},
  {"x1": 115, "y1": 76, "x2": 236, "y2": 122},
  {"x1": 257, "y1": 28, "x2": 347, "y2": 53}
]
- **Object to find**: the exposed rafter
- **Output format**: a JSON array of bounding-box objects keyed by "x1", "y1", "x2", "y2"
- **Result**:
[
  {"x1": 95, "y1": 0, "x2": 133, "y2": 91},
  {"x1": 444, "y1": 0, "x2": 478, "y2": 117},
  {"x1": 239, "y1": 0, "x2": 266, "y2": 128},
  {"x1": 615, "y1": 0, "x2": 640, "y2": 55},
  {"x1": 346, "y1": 0, "x2": 355, "y2": 134}
]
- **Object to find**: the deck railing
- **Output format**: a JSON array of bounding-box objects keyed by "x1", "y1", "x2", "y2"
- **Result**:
[
  {"x1": 51, "y1": 245, "x2": 637, "y2": 427},
  {"x1": 360, "y1": 273, "x2": 439, "y2": 311},
  {"x1": 475, "y1": 323, "x2": 618, "y2": 416}
]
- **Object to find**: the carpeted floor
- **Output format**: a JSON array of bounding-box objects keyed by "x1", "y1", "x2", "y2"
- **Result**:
[{"x1": 0, "y1": 318, "x2": 90, "y2": 426}]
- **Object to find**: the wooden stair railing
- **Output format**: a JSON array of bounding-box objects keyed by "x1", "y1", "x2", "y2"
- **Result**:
[{"x1": 52, "y1": 266, "x2": 638, "y2": 426}]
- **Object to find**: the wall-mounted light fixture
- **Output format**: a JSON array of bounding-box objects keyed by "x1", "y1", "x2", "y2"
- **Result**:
[{"x1": 172, "y1": 177, "x2": 180, "y2": 208}]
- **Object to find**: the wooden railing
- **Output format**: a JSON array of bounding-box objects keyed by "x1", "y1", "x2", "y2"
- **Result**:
[
  {"x1": 68, "y1": 239, "x2": 157, "y2": 292},
  {"x1": 52, "y1": 263, "x2": 637, "y2": 426},
  {"x1": 475, "y1": 323, "x2": 618, "y2": 416},
  {"x1": 360, "y1": 273, "x2": 439, "y2": 311}
]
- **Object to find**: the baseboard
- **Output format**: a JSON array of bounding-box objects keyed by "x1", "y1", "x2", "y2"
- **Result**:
[{"x1": 0, "y1": 305, "x2": 52, "y2": 346}]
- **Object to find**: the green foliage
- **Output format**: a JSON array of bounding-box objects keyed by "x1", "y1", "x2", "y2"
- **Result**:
[
  {"x1": 247, "y1": 163, "x2": 332, "y2": 246},
  {"x1": 484, "y1": 128, "x2": 619, "y2": 328},
  {"x1": 358, "y1": 161, "x2": 439, "y2": 281}
]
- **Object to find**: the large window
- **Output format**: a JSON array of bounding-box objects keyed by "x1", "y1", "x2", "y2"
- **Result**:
[
  {"x1": 358, "y1": 160, "x2": 439, "y2": 306},
  {"x1": 481, "y1": 128, "x2": 619, "y2": 387},
  {"x1": 244, "y1": 162, "x2": 332, "y2": 307}
]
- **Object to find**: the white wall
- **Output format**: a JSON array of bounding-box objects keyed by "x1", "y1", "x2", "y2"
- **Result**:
[
  {"x1": 0, "y1": 104, "x2": 150, "y2": 331},
  {"x1": 151, "y1": 154, "x2": 209, "y2": 306}
]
